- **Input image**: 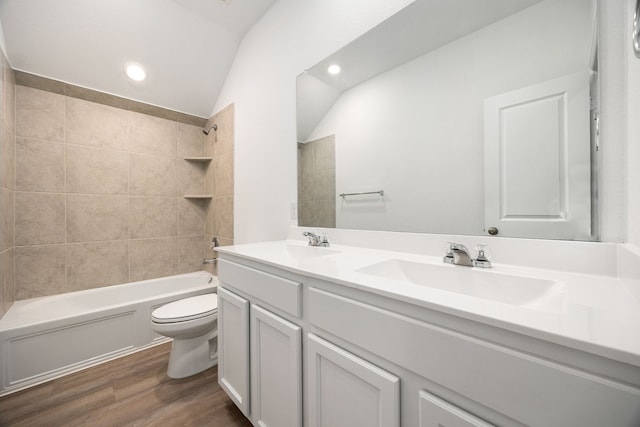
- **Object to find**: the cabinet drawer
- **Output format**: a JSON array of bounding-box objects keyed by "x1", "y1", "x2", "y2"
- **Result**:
[
  {"x1": 308, "y1": 287, "x2": 640, "y2": 426},
  {"x1": 219, "y1": 259, "x2": 301, "y2": 317}
]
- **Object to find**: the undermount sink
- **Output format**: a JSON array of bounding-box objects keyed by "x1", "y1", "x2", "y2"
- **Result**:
[
  {"x1": 356, "y1": 259, "x2": 564, "y2": 308},
  {"x1": 246, "y1": 244, "x2": 339, "y2": 260}
]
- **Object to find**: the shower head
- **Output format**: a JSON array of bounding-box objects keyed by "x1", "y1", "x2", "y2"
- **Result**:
[{"x1": 203, "y1": 124, "x2": 217, "y2": 135}]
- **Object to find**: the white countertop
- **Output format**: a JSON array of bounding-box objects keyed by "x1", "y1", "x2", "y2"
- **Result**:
[{"x1": 216, "y1": 240, "x2": 640, "y2": 368}]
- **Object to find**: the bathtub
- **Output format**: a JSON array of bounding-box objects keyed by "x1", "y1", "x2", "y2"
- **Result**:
[{"x1": 0, "y1": 271, "x2": 217, "y2": 396}]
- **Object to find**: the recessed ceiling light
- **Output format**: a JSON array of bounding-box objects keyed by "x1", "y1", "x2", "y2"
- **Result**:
[
  {"x1": 327, "y1": 64, "x2": 341, "y2": 75},
  {"x1": 125, "y1": 63, "x2": 146, "y2": 82}
]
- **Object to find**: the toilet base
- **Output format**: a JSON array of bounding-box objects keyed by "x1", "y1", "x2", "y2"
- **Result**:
[{"x1": 167, "y1": 328, "x2": 218, "y2": 379}]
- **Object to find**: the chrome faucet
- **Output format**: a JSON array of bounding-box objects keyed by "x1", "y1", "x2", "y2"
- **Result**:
[
  {"x1": 443, "y1": 243, "x2": 492, "y2": 268},
  {"x1": 303, "y1": 232, "x2": 330, "y2": 247}
]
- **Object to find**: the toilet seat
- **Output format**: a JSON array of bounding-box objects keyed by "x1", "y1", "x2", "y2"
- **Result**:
[{"x1": 152, "y1": 294, "x2": 218, "y2": 324}]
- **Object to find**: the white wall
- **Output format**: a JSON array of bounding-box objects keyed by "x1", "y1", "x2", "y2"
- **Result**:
[
  {"x1": 212, "y1": 0, "x2": 413, "y2": 243},
  {"x1": 627, "y1": 0, "x2": 640, "y2": 246},
  {"x1": 307, "y1": 0, "x2": 592, "y2": 235}
]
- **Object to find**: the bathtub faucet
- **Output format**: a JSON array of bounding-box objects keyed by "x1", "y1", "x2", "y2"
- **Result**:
[{"x1": 203, "y1": 258, "x2": 217, "y2": 265}]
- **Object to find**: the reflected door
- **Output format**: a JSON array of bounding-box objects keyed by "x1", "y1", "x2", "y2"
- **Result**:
[{"x1": 484, "y1": 70, "x2": 592, "y2": 240}]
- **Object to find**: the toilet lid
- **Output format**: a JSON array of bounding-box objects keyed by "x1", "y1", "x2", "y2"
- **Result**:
[{"x1": 152, "y1": 293, "x2": 218, "y2": 323}]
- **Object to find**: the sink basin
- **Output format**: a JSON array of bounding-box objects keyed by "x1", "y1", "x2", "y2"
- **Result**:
[
  {"x1": 245, "y1": 244, "x2": 339, "y2": 261},
  {"x1": 356, "y1": 259, "x2": 564, "y2": 307}
]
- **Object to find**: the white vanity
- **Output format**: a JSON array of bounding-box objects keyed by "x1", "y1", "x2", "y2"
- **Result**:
[{"x1": 215, "y1": 229, "x2": 640, "y2": 427}]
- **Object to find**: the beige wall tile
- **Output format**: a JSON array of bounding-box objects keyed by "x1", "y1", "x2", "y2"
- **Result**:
[
  {"x1": 179, "y1": 198, "x2": 206, "y2": 236},
  {"x1": 16, "y1": 86, "x2": 64, "y2": 141},
  {"x1": 130, "y1": 237, "x2": 178, "y2": 282},
  {"x1": 15, "y1": 245, "x2": 66, "y2": 300},
  {"x1": 179, "y1": 160, "x2": 206, "y2": 195},
  {"x1": 298, "y1": 201, "x2": 313, "y2": 227},
  {"x1": 66, "y1": 145, "x2": 128, "y2": 195},
  {"x1": 130, "y1": 112, "x2": 177, "y2": 158},
  {"x1": 312, "y1": 169, "x2": 335, "y2": 201},
  {"x1": 130, "y1": 197, "x2": 178, "y2": 238},
  {"x1": 0, "y1": 188, "x2": 13, "y2": 251},
  {"x1": 214, "y1": 153, "x2": 233, "y2": 197},
  {"x1": 0, "y1": 250, "x2": 6, "y2": 316},
  {"x1": 177, "y1": 123, "x2": 204, "y2": 157},
  {"x1": 67, "y1": 194, "x2": 129, "y2": 242},
  {"x1": 3, "y1": 248, "x2": 15, "y2": 310},
  {"x1": 179, "y1": 235, "x2": 204, "y2": 274},
  {"x1": 0, "y1": 248, "x2": 14, "y2": 315},
  {"x1": 205, "y1": 199, "x2": 215, "y2": 236},
  {"x1": 298, "y1": 172, "x2": 314, "y2": 202},
  {"x1": 211, "y1": 103, "x2": 234, "y2": 157},
  {"x1": 298, "y1": 143, "x2": 314, "y2": 177},
  {"x1": 204, "y1": 162, "x2": 215, "y2": 196},
  {"x1": 1, "y1": 124, "x2": 15, "y2": 190},
  {"x1": 129, "y1": 153, "x2": 178, "y2": 196},
  {"x1": 313, "y1": 135, "x2": 335, "y2": 170},
  {"x1": 66, "y1": 241, "x2": 129, "y2": 292},
  {"x1": 15, "y1": 192, "x2": 64, "y2": 246},
  {"x1": 15, "y1": 137, "x2": 65, "y2": 192},
  {"x1": 202, "y1": 235, "x2": 215, "y2": 275},
  {"x1": 313, "y1": 200, "x2": 336, "y2": 228},
  {"x1": 4, "y1": 61, "x2": 15, "y2": 133},
  {"x1": 66, "y1": 97, "x2": 131, "y2": 150},
  {"x1": 216, "y1": 237, "x2": 234, "y2": 247},
  {"x1": 204, "y1": 130, "x2": 215, "y2": 158},
  {"x1": 0, "y1": 56, "x2": 4, "y2": 122},
  {"x1": 213, "y1": 196, "x2": 233, "y2": 239}
]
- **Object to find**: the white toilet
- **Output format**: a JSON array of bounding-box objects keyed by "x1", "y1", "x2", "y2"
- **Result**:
[{"x1": 151, "y1": 293, "x2": 219, "y2": 379}]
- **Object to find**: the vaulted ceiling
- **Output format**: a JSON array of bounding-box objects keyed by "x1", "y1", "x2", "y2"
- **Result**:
[{"x1": 0, "y1": 0, "x2": 276, "y2": 118}]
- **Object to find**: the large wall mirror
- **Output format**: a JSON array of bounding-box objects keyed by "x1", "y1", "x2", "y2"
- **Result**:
[{"x1": 297, "y1": 0, "x2": 598, "y2": 241}]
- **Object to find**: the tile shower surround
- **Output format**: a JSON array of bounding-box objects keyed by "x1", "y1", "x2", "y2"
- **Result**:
[
  {"x1": 11, "y1": 84, "x2": 234, "y2": 300},
  {"x1": 0, "y1": 51, "x2": 16, "y2": 316},
  {"x1": 298, "y1": 134, "x2": 336, "y2": 228}
]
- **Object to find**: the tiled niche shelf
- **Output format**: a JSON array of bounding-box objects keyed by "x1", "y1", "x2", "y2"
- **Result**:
[
  {"x1": 183, "y1": 157, "x2": 213, "y2": 199},
  {"x1": 184, "y1": 157, "x2": 213, "y2": 162},
  {"x1": 184, "y1": 194, "x2": 213, "y2": 199}
]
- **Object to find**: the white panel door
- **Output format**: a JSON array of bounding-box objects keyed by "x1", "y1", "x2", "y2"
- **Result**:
[
  {"x1": 484, "y1": 70, "x2": 591, "y2": 239},
  {"x1": 218, "y1": 286, "x2": 250, "y2": 416},
  {"x1": 307, "y1": 333, "x2": 400, "y2": 427},
  {"x1": 251, "y1": 304, "x2": 302, "y2": 427}
]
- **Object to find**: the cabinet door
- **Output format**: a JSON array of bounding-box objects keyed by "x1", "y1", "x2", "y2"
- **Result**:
[
  {"x1": 251, "y1": 304, "x2": 302, "y2": 427},
  {"x1": 218, "y1": 287, "x2": 250, "y2": 416},
  {"x1": 307, "y1": 333, "x2": 400, "y2": 427},
  {"x1": 419, "y1": 390, "x2": 494, "y2": 427}
]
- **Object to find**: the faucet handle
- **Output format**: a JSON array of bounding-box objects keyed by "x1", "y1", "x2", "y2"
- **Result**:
[
  {"x1": 443, "y1": 242, "x2": 455, "y2": 263},
  {"x1": 472, "y1": 244, "x2": 492, "y2": 268}
]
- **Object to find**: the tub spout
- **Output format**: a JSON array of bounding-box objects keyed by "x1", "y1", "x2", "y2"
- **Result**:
[{"x1": 203, "y1": 258, "x2": 217, "y2": 265}]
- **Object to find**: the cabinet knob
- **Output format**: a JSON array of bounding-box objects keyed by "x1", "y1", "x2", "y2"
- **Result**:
[{"x1": 487, "y1": 227, "x2": 499, "y2": 236}]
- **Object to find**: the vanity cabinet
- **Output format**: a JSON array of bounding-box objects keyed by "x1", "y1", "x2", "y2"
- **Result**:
[
  {"x1": 217, "y1": 254, "x2": 640, "y2": 427},
  {"x1": 217, "y1": 287, "x2": 250, "y2": 416},
  {"x1": 218, "y1": 260, "x2": 303, "y2": 427},
  {"x1": 307, "y1": 333, "x2": 400, "y2": 427},
  {"x1": 250, "y1": 304, "x2": 302, "y2": 427}
]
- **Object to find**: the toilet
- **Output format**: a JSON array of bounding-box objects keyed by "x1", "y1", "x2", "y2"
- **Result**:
[{"x1": 151, "y1": 293, "x2": 219, "y2": 379}]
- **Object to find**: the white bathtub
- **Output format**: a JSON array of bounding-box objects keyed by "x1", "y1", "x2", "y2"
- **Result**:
[{"x1": 0, "y1": 271, "x2": 217, "y2": 396}]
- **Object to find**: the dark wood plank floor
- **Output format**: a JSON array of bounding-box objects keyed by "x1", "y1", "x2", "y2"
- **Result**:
[{"x1": 0, "y1": 342, "x2": 253, "y2": 427}]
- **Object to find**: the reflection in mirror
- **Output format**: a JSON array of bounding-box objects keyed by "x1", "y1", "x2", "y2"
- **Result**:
[{"x1": 297, "y1": 0, "x2": 598, "y2": 241}]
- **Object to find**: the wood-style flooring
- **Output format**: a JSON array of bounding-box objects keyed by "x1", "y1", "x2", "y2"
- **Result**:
[{"x1": 0, "y1": 342, "x2": 253, "y2": 427}]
